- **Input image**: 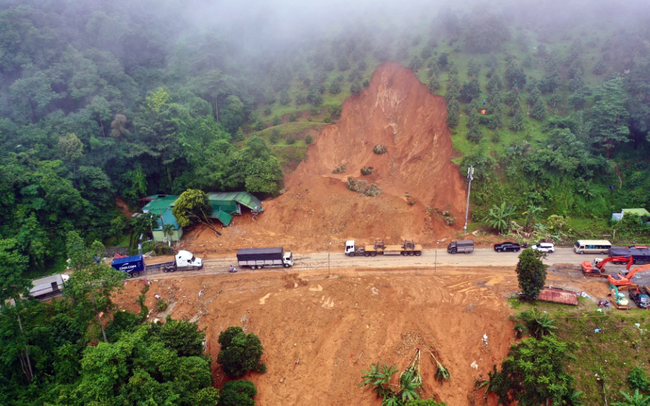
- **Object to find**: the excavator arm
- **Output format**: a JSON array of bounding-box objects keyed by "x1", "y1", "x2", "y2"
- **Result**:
[
  {"x1": 625, "y1": 263, "x2": 650, "y2": 280},
  {"x1": 597, "y1": 256, "x2": 634, "y2": 271},
  {"x1": 608, "y1": 263, "x2": 650, "y2": 287}
]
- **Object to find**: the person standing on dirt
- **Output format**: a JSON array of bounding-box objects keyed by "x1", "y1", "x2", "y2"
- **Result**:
[{"x1": 229, "y1": 265, "x2": 236, "y2": 273}]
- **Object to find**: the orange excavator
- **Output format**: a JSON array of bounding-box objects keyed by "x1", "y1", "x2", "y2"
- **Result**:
[
  {"x1": 582, "y1": 256, "x2": 633, "y2": 278},
  {"x1": 608, "y1": 263, "x2": 650, "y2": 289}
]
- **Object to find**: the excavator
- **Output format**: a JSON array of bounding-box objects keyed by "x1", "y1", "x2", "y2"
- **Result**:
[
  {"x1": 607, "y1": 263, "x2": 650, "y2": 289},
  {"x1": 581, "y1": 256, "x2": 633, "y2": 278},
  {"x1": 609, "y1": 283, "x2": 630, "y2": 310}
]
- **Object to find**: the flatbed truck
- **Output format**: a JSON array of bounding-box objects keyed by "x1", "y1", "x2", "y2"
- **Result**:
[
  {"x1": 111, "y1": 250, "x2": 202, "y2": 278},
  {"x1": 237, "y1": 247, "x2": 294, "y2": 269},
  {"x1": 345, "y1": 239, "x2": 422, "y2": 257}
]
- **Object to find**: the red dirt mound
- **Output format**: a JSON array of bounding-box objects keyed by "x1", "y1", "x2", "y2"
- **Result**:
[{"x1": 182, "y1": 62, "x2": 467, "y2": 255}]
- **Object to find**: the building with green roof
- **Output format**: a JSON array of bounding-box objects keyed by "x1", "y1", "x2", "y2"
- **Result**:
[{"x1": 141, "y1": 195, "x2": 182, "y2": 242}]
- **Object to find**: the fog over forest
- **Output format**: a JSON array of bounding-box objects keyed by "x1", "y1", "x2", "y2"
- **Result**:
[{"x1": 1, "y1": 0, "x2": 650, "y2": 404}]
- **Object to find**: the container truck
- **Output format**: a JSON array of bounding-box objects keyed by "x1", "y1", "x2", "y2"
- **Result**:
[
  {"x1": 111, "y1": 250, "x2": 202, "y2": 278},
  {"x1": 344, "y1": 239, "x2": 422, "y2": 257},
  {"x1": 447, "y1": 240, "x2": 474, "y2": 254},
  {"x1": 236, "y1": 247, "x2": 294, "y2": 269}
]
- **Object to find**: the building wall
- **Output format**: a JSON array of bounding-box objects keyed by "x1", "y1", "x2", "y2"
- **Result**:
[{"x1": 153, "y1": 228, "x2": 183, "y2": 242}]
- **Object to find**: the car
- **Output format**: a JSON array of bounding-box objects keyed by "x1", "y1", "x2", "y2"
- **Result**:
[
  {"x1": 532, "y1": 242, "x2": 555, "y2": 253},
  {"x1": 493, "y1": 242, "x2": 521, "y2": 252}
]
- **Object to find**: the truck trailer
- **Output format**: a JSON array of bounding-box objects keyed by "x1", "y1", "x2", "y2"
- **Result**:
[
  {"x1": 344, "y1": 239, "x2": 422, "y2": 257},
  {"x1": 447, "y1": 240, "x2": 474, "y2": 254},
  {"x1": 111, "y1": 250, "x2": 202, "y2": 277},
  {"x1": 608, "y1": 247, "x2": 650, "y2": 264},
  {"x1": 236, "y1": 247, "x2": 294, "y2": 269}
]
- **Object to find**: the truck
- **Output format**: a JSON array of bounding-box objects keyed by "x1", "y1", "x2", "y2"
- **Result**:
[
  {"x1": 629, "y1": 287, "x2": 650, "y2": 309},
  {"x1": 111, "y1": 250, "x2": 203, "y2": 278},
  {"x1": 608, "y1": 247, "x2": 650, "y2": 264},
  {"x1": 236, "y1": 247, "x2": 294, "y2": 269},
  {"x1": 447, "y1": 240, "x2": 474, "y2": 254},
  {"x1": 29, "y1": 274, "x2": 69, "y2": 301},
  {"x1": 344, "y1": 239, "x2": 422, "y2": 257}
]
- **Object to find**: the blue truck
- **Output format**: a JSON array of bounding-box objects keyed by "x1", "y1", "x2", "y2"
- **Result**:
[
  {"x1": 608, "y1": 247, "x2": 650, "y2": 265},
  {"x1": 111, "y1": 250, "x2": 203, "y2": 278}
]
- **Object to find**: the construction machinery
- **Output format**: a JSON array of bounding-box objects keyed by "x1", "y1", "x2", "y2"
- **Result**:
[
  {"x1": 581, "y1": 256, "x2": 633, "y2": 278},
  {"x1": 607, "y1": 263, "x2": 650, "y2": 288},
  {"x1": 609, "y1": 284, "x2": 630, "y2": 310},
  {"x1": 629, "y1": 287, "x2": 650, "y2": 309},
  {"x1": 345, "y1": 239, "x2": 422, "y2": 257}
]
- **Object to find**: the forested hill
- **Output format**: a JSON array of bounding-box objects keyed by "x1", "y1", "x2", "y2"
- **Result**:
[{"x1": 2, "y1": 0, "x2": 650, "y2": 275}]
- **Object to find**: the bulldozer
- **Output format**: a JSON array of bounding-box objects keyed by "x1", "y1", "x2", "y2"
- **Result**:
[{"x1": 609, "y1": 284, "x2": 630, "y2": 310}]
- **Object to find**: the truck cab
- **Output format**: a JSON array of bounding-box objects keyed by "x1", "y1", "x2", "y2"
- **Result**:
[
  {"x1": 175, "y1": 250, "x2": 203, "y2": 269},
  {"x1": 345, "y1": 240, "x2": 359, "y2": 256},
  {"x1": 283, "y1": 251, "x2": 294, "y2": 267}
]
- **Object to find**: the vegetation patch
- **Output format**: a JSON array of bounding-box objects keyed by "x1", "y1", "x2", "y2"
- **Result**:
[
  {"x1": 347, "y1": 177, "x2": 382, "y2": 196},
  {"x1": 373, "y1": 144, "x2": 388, "y2": 154}
]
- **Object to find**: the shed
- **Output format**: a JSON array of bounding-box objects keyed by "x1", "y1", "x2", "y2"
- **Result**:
[
  {"x1": 205, "y1": 192, "x2": 263, "y2": 226},
  {"x1": 612, "y1": 208, "x2": 650, "y2": 222},
  {"x1": 29, "y1": 274, "x2": 66, "y2": 301}
]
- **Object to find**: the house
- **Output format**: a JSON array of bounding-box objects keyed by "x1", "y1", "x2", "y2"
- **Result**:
[
  {"x1": 205, "y1": 192, "x2": 263, "y2": 226},
  {"x1": 611, "y1": 208, "x2": 650, "y2": 224},
  {"x1": 141, "y1": 195, "x2": 182, "y2": 242}
]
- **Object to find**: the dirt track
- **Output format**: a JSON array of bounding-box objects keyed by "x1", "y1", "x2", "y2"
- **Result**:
[{"x1": 114, "y1": 263, "x2": 613, "y2": 406}]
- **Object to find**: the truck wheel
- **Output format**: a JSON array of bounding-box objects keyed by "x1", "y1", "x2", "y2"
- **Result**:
[
  {"x1": 170, "y1": 268, "x2": 176, "y2": 272},
  {"x1": 409, "y1": 251, "x2": 415, "y2": 256},
  {"x1": 415, "y1": 251, "x2": 421, "y2": 256},
  {"x1": 284, "y1": 264, "x2": 290, "y2": 268},
  {"x1": 163, "y1": 268, "x2": 168, "y2": 273},
  {"x1": 579, "y1": 251, "x2": 584, "y2": 254},
  {"x1": 371, "y1": 252, "x2": 377, "y2": 257},
  {"x1": 365, "y1": 252, "x2": 370, "y2": 257},
  {"x1": 131, "y1": 272, "x2": 139, "y2": 278},
  {"x1": 515, "y1": 249, "x2": 520, "y2": 252},
  {"x1": 349, "y1": 253, "x2": 355, "y2": 257}
]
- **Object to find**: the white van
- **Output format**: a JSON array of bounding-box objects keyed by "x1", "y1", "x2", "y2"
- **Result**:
[{"x1": 574, "y1": 240, "x2": 612, "y2": 254}]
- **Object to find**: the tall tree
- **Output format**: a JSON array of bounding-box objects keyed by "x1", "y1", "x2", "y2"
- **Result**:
[
  {"x1": 515, "y1": 249, "x2": 547, "y2": 301},
  {"x1": 589, "y1": 77, "x2": 630, "y2": 154}
]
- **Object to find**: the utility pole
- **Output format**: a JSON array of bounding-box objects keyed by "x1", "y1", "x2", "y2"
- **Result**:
[
  {"x1": 463, "y1": 166, "x2": 475, "y2": 235},
  {"x1": 435, "y1": 240, "x2": 439, "y2": 275},
  {"x1": 328, "y1": 242, "x2": 331, "y2": 276}
]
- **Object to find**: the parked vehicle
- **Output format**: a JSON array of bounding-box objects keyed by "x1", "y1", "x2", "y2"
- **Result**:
[
  {"x1": 574, "y1": 239, "x2": 612, "y2": 254},
  {"x1": 582, "y1": 256, "x2": 632, "y2": 278},
  {"x1": 447, "y1": 240, "x2": 474, "y2": 254},
  {"x1": 345, "y1": 239, "x2": 422, "y2": 257},
  {"x1": 237, "y1": 247, "x2": 293, "y2": 269},
  {"x1": 610, "y1": 284, "x2": 630, "y2": 310},
  {"x1": 29, "y1": 274, "x2": 70, "y2": 301},
  {"x1": 532, "y1": 242, "x2": 555, "y2": 253},
  {"x1": 493, "y1": 242, "x2": 521, "y2": 252},
  {"x1": 609, "y1": 247, "x2": 650, "y2": 264},
  {"x1": 111, "y1": 250, "x2": 202, "y2": 278},
  {"x1": 629, "y1": 287, "x2": 650, "y2": 309}
]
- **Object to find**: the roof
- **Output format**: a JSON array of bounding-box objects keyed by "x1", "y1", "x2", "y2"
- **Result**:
[
  {"x1": 622, "y1": 208, "x2": 650, "y2": 217},
  {"x1": 210, "y1": 209, "x2": 233, "y2": 226},
  {"x1": 537, "y1": 289, "x2": 578, "y2": 305},
  {"x1": 154, "y1": 207, "x2": 181, "y2": 231},
  {"x1": 112, "y1": 255, "x2": 143, "y2": 266},
  {"x1": 206, "y1": 192, "x2": 263, "y2": 212},
  {"x1": 142, "y1": 195, "x2": 179, "y2": 215},
  {"x1": 30, "y1": 274, "x2": 65, "y2": 297},
  {"x1": 238, "y1": 247, "x2": 283, "y2": 256}
]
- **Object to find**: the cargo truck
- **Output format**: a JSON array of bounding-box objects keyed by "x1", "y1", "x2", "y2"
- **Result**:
[
  {"x1": 447, "y1": 240, "x2": 474, "y2": 254},
  {"x1": 608, "y1": 247, "x2": 650, "y2": 264},
  {"x1": 344, "y1": 239, "x2": 422, "y2": 257},
  {"x1": 236, "y1": 247, "x2": 294, "y2": 269},
  {"x1": 111, "y1": 250, "x2": 202, "y2": 278}
]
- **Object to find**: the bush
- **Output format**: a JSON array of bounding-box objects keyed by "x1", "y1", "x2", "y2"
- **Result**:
[
  {"x1": 219, "y1": 380, "x2": 257, "y2": 406},
  {"x1": 332, "y1": 164, "x2": 346, "y2": 174},
  {"x1": 263, "y1": 106, "x2": 272, "y2": 116},
  {"x1": 350, "y1": 80, "x2": 363, "y2": 94},
  {"x1": 254, "y1": 120, "x2": 265, "y2": 131},
  {"x1": 360, "y1": 166, "x2": 373, "y2": 175},
  {"x1": 156, "y1": 298, "x2": 168, "y2": 312},
  {"x1": 272, "y1": 116, "x2": 281, "y2": 126},
  {"x1": 347, "y1": 177, "x2": 382, "y2": 197},
  {"x1": 285, "y1": 136, "x2": 295, "y2": 145},
  {"x1": 305, "y1": 134, "x2": 313, "y2": 145},
  {"x1": 373, "y1": 144, "x2": 387, "y2": 154},
  {"x1": 269, "y1": 129, "x2": 280, "y2": 144},
  {"x1": 288, "y1": 112, "x2": 297, "y2": 122},
  {"x1": 329, "y1": 80, "x2": 341, "y2": 95},
  {"x1": 217, "y1": 326, "x2": 265, "y2": 378}
]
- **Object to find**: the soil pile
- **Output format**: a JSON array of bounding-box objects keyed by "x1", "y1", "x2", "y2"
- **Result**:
[
  {"x1": 115, "y1": 267, "x2": 517, "y2": 405},
  {"x1": 181, "y1": 62, "x2": 466, "y2": 256}
]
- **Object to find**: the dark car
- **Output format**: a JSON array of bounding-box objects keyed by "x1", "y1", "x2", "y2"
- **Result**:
[{"x1": 494, "y1": 242, "x2": 521, "y2": 252}]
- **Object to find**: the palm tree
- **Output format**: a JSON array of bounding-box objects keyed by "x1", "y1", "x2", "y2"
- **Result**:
[
  {"x1": 162, "y1": 223, "x2": 174, "y2": 246},
  {"x1": 523, "y1": 204, "x2": 545, "y2": 232},
  {"x1": 483, "y1": 202, "x2": 517, "y2": 235},
  {"x1": 518, "y1": 308, "x2": 557, "y2": 339},
  {"x1": 614, "y1": 389, "x2": 650, "y2": 406}
]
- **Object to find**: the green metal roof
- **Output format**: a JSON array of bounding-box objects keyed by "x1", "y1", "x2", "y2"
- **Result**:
[
  {"x1": 154, "y1": 207, "x2": 181, "y2": 231},
  {"x1": 143, "y1": 195, "x2": 179, "y2": 215},
  {"x1": 623, "y1": 208, "x2": 650, "y2": 217},
  {"x1": 210, "y1": 209, "x2": 233, "y2": 226},
  {"x1": 206, "y1": 192, "x2": 263, "y2": 212}
]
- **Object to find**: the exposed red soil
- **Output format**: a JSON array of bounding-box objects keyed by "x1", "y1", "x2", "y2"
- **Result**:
[
  {"x1": 181, "y1": 63, "x2": 467, "y2": 256},
  {"x1": 115, "y1": 266, "x2": 520, "y2": 406}
]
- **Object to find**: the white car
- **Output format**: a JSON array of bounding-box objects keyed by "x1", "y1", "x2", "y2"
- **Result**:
[{"x1": 532, "y1": 242, "x2": 555, "y2": 253}]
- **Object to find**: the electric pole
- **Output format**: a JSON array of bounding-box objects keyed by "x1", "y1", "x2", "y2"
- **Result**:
[{"x1": 463, "y1": 166, "x2": 474, "y2": 235}]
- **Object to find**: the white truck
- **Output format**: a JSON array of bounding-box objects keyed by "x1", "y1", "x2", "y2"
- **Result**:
[{"x1": 111, "y1": 250, "x2": 203, "y2": 277}]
